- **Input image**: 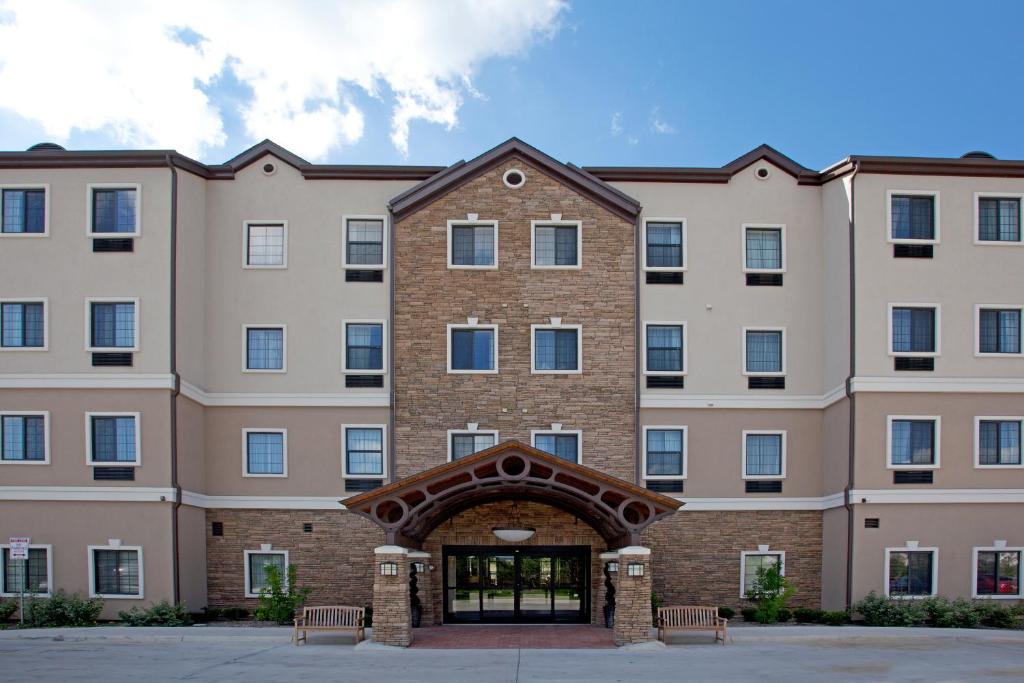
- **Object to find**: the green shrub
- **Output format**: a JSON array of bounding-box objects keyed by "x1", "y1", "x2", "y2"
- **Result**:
[
  {"x1": 363, "y1": 605, "x2": 373, "y2": 628},
  {"x1": 973, "y1": 602, "x2": 1014, "y2": 629},
  {"x1": 254, "y1": 564, "x2": 312, "y2": 625},
  {"x1": 118, "y1": 601, "x2": 192, "y2": 626},
  {"x1": 919, "y1": 597, "x2": 979, "y2": 628},
  {"x1": 820, "y1": 610, "x2": 850, "y2": 626},
  {"x1": 853, "y1": 592, "x2": 924, "y2": 627},
  {"x1": 717, "y1": 607, "x2": 735, "y2": 620},
  {"x1": 793, "y1": 607, "x2": 822, "y2": 623},
  {"x1": 22, "y1": 591, "x2": 103, "y2": 627},
  {"x1": 776, "y1": 608, "x2": 792, "y2": 623},
  {"x1": 741, "y1": 607, "x2": 758, "y2": 622},
  {"x1": 0, "y1": 599, "x2": 18, "y2": 622},
  {"x1": 745, "y1": 564, "x2": 794, "y2": 624},
  {"x1": 220, "y1": 606, "x2": 249, "y2": 621}
]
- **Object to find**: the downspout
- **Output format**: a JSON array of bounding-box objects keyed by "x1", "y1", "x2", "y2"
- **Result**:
[
  {"x1": 165, "y1": 154, "x2": 181, "y2": 604},
  {"x1": 634, "y1": 211, "x2": 642, "y2": 487},
  {"x1": 387, "y1": 208, "x2": 396, "y2": 484},
  {"x1": 843, "y1": 160, "x2": 860, "y2": 610}
]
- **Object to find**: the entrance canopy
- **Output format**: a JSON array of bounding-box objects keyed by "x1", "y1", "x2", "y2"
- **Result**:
[{"x1": 343, "y1": 441, "x2": 681, "y2": 549}]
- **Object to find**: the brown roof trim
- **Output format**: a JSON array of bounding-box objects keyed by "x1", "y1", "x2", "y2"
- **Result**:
[
  {"x1": 824, "y1": 155, "x2": 1024, "y2": 181},
  {"x1": 302, "y1": 165, "x2": 445, "y2": 181},
  {"x1": 0, "y1": 150, "x2": 212, "y2": 179},
  {"x1": 387, "y1": 137, "x2": 642, "y2": 222}
]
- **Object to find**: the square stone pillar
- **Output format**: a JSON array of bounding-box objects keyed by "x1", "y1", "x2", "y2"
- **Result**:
[
  {"x1": 372, "y1": 546, "x2": 413, "y2": 647},
  {"x1": 408, "y1": 550, "x2": 434, "y2": 626},
  {"x1": 612, "y1": 546, "x2": 653, "y2": 645}
]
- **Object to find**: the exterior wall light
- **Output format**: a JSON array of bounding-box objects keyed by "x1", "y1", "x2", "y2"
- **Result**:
[
  {"x1": 606, "y1": 561, "x2": 618, "y2": 573},
  {"x1": 626, "y1": 562, "x2": 644, "y2": 577},
  {"x1": 412, "y1": 561, "x2": 426, "y2": 574},
  {"x1": 380, "y1": 561, "x2": 399, "y2": 576}
]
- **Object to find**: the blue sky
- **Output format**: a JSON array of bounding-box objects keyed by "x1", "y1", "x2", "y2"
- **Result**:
[{"x1": 1, "y1": 1, "x2": 1023, "y2": 170}]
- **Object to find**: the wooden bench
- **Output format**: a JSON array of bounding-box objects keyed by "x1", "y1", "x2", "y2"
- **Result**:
[
  {"x1": 657, "y1": 606, "x2": 728, "y2": 645},
  {"x1": 293, "y1": 606, "x2": 365, "y2": 645}
]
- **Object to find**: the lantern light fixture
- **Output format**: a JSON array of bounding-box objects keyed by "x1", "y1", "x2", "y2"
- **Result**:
[
  {"x1": 380, "y1": 561, "x2": 399, "y2": 576},
  {"x1": 626, "y1": 562, "x2": 645, "y2": 577}
]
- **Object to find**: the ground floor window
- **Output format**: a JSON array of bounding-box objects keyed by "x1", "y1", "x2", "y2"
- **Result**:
[
  {"x1": 90, "y1": 547, "x2": 141, "y2": 597},
  {"x1": 887, "y1": 549, "x2": 935, "y2": 597},
  {"x1": 532, "y1": 431, "x2": 580, "y2": 463},
  {"x1": 975, "y1": 549, "x2": 1021, "y2": 597},
  {"x1": 450, "y1": 431, "x2": 497, "y2": 460},
  {"x1": 343, "y1": 426, "x2": 385, "y2": 477},
  {"x1": 245, "y1": 550, "x2": 288, "y2": 597},
  {"x1": 740, "y1": 551, "x2": 783, "y2": 597},
  {"x1": 1, "y1": 546, "x2": 50, "y2": 596}
]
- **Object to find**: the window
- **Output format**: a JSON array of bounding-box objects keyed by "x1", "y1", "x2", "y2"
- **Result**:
[
  {"x1": 1, "y1": 545, "x2": 51, "y2": 596},
  {"x1": 644, "y1": 323, "x2": 685, "y2": 375},
  {"x1": 888, "y1": 417, "x2": 939, "y2": 469},
  {"x1": 87, "y1": 413, "x2": 140, "y2": 466},
  {"x1": 974, "y1": 548, "x2": 1021, "y2": 598},
  {"x1": 743, "y1": 225, "x2": 785, "y2": 271},
  {"x1": 448, "y1": 324, "x2": 497, "y2": 373},
  {"x1": 343, "y1": 216, "x2": 385, "y2": 269},
  {"x1": 1, "y1": 186, "x2": 47, "y2": 234},
  {"x1": 532, "y1": 430, "x2": 581, "y2": 463},
  {"x1": 1, "y1": 413, "x2": 47, "y2": 463},
  {"x1": 343, "y1": 321, "x2": 384, "y2": 374},
  {"x1": 87, "y1": 299, "x2": 138, "y2": 351},
  {"x1": 742, "y1": 431, "x2": 786, "y2": 479},
  {"x1": 743, "y1": 328, "x2": 785, "y2": 375},
  {"x1": 643, "y1": 427, "x2": 686, "y2": 480},
  {"x1": 977, "y1": 306, "x2": 1022, "y2": 355},
  {"x1": 343, "y1": 425, "x2": 386, "y2": 478},
  {"x1": 448, "y1": 220, "x2": 497, "y2": 268},
  {"x1": 531, "y1": 220, "x2": 581, "y2": 268},
  {"x1": 643, "y1": 219, "x2": 685, "y2": 270},
  {"x1": 88, "y1": 185, "x2": 140, "y2": 235},
  {"x1": 976, "y1": 195, "x2": 1022, "y2": 243},
  {"x1": 975, "y1": 418, "x2": 1022, "y2": 467},
  {"x1": 244, "y1": 325, "x2": 285, "y2": 372},
  {"x1": 1, "y1": 300, "x2": 45, "y2": 349},
  {"x1": 243, "y1": 222, "x2": 286, "y2": 268},
  {"x1": 531, "y1": 324, "x2": 582, "y2": 374},
  {"x1": 888, "y1": 192, "x2": 938, "y2": 243},
  {"x1": 89, "y1": 546, "x2": 142, "y2": 598},
  {"x1": 448, "y1": 430, "x2": 498, "y2": 461},
  {"x1": 886, "y1": 548, "x2": 936, "y2": 597},
  {"x1": 889, "y1": 305, "x2": 939, "y2": 356},
  {"x1": 740, "y1": 551, "x2": 783, "y2": 598},
  {"x1": 245, "y1": 550, "x2": 288, "y2": 597},
  {"x1": 243, "y1": 429, "x2": 287, "y2": 477}
]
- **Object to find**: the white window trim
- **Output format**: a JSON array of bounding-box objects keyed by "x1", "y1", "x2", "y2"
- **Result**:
[
  {"x1": 739, "y1": 550, "x2": 785, "y2": 599},
  {"x1": 0, "y1": 297, "x2": 49, "y2": 351},
  {"x1": 973, "y1": 416, "x2": 1024, "y2": 469},
  {"x1": 742, "y1": 326, "x2": 786, "y2": 376},
  {"x1": 0, "y1": 410, "x2": 50, "y2": 465},
  {"x1": 741, "y1": 430, "x2": 787, "y2": 480},
  {"x1": 642, "y1": 321, "x2": 687, "y2": 376},
  {"x1": 243, "y1": 548, "x2": 289, "y2": 598},
  {"x1": 0, "y1": 543, "x2": 53, "y2": 597},
  {"x1": 447, "y1": 219, "x2": 499, "y2": 270},
  {"x1": 242, "y1": 428, "x2": 288, "y2": 478},
  {"x1": 446, "y1": 323, "x2": 498, "y2": 374},
  {"x1": 84, "y1": 297, "x2": 140, "y2": 353},
  {"x1": 530, "y1": 219, "x2": 583, "y2": 270},
  {"x1": 530, "y1": 323, "x2": 583, "y2": 374},
  {"x1": 887, "y1": 303, "x2": 941, "y2": 357},
  {"x1": 242, "y1": 220, "x2": 288, "y2": 269},
  {"x1": 974, "y1": 304, "x2": 1024, "y2": 357},
  {"x1": 88, "y1": 544, "x2": 144, "y2": 599},
  {"x1": 341, "y1": 423, "x2": 388, "y2": 479},
  {"x1": 741, "y1": 223, "x2": 786, "y2": 273},
  {"x1": 886, "y1": 190, "x2": 940, "y2": 244},
  {"x1": 446, "y1": 428, "x2": 500, "y2": 462},
  {"x1": 973, "y1": 192, "x2": 1024, "y2": 246},
  {"x1": 85, "y1": 412, "x2": 142, "y2": 467},
  {"x1": 341, "y1": 319, "x2": 387, "y2": 375},
  {"x1": 971, "y1": 546, "x2": 1024, "y2": 599},
  {"x1": 243, "y1": 324, "x2": 287, "y2": 374},
  {"x1": 884, "y1": 546, "x2": 938, "y2": 598},
  {"x1": 886, "y1": 415, "x2": 941, "y2": 470},
  {"x1": 342, "y1": 214, "x2": 387, "y2": 270},
  {"x1": 530, "y1": 428, "x2": 583, "y2": 465},
  {"x1": 86, "y1": 183, "x2": 142, "y2": 237},
  {"x1": 641, "y1": 217, "x2": 687, "y2": 272},
  {"x1": 641, "y1": 425, "x2": 688, "y2": 480},
  {"x1": 0, "y1": 183, "x2": 50, "y2": 237}
]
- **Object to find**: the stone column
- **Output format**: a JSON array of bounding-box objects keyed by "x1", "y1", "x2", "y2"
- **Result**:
[
  {"x1": 612, "y1": 546, "x2": 653, "y2": 645},
  {"x1": 408, "y1": 550, "x2": 434, "y2": 626},
  {"x1": 372, "y1": 545, "x2": 413, "y2": 647}
]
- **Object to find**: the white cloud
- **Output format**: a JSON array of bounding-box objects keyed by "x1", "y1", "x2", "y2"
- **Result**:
[
  {"x1": 610, "y1": 112, "x2": 623, "y2": 137},
  {"x1": 650, "y1": 107, "x2": 676, "y2": 135},
  {"x1": 0, "y1": 0, "x2": 567, "y2": 159}
]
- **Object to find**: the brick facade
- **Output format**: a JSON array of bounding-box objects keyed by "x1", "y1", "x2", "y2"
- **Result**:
[
  {"x1": 612, "y1": 549, "x2": 653, "y2": 645},
  {"x1": 372, "y1": 549, "x2": 413, "y2": 647}
]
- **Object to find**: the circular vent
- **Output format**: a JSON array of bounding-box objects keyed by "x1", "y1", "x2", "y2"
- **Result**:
[
  {"x1": 503, "y1": 168, "x2": 526, "y2": 188},
  {"x1": 261, "y1": 161, "x2": 277, "y2": 176},
  {"x1": 961, "y1": 151, "x2": 996, "y2": 159},
  {"x1": 755, "y1": 166, "x2": 771, "y2": 180},
  {"x1": 28, "y1": 142, "x2": 66, "y2": 152}
]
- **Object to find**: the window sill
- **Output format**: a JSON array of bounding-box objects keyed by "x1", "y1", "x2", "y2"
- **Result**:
[
  {"x1": 242, "y1": 264, "x2": 287, "y2": 270},
  {"x1": 242, "y1": 473, "x2": 288, "y2": 478},
  {"x1": 0, "y1": 460, "x2": 50, "y2": 465},
  {"x1": 447, "y1": 264, "x2": 498, "y2": 270},
  {"x1": 88, "y1": 462, "x2": 140, "y2": 467},
  {"x1": 91, "y1": 593, "x2": 144, "y2": 600}
]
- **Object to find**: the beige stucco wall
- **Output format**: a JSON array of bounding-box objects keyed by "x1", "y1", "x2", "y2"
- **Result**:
[
  {"x1": 175, "y1": 169, "x2": 208, "y2": 386},
  {"x1": 177, "y1": 503, "x2": 208, "y2": 610},
  {"x1": 822, "y1": 397, "x2": 850, "y2": 494},
  {"x1": 820, "y1": 506, "x2": 849, "y2": 611},
  {"x1": 821, "y1": 176, "x2": 852, "y2": 390},
  {"x1": 176, "y1": 393, "x2": 206, "y2": 493}
]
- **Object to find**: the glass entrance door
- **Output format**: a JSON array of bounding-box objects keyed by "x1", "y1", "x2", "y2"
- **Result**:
[{"x1": 443, "y1": 545, "x2": 589, "y2": 623}]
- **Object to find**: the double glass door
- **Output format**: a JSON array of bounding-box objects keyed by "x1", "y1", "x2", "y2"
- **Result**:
[{"x1": 443, "y1": 546, "x2": 589, "y2": 623}]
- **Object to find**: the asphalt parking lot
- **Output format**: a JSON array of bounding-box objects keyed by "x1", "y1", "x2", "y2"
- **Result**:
[{"x1": 1, "y1": 625, "x2": 1022, "y2": 682}]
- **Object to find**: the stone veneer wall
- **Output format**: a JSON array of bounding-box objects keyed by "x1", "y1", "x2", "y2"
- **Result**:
[{"x1": 392, "y1": 155, "x2": 636, "y2": 481}]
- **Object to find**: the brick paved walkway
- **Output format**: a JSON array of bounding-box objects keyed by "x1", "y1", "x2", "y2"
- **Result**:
[{"x1": 409, "y1": 624, "x2": 616, "y2": 649}]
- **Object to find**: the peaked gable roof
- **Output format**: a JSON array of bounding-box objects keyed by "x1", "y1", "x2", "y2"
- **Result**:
[{"x1": 388, "y1": 137, "x2": 642, "y2": 221}]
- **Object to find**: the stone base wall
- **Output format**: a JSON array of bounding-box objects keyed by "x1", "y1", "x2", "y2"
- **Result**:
[{"x1": 613, "y1": 550, "x2": 653, "y2": 645}]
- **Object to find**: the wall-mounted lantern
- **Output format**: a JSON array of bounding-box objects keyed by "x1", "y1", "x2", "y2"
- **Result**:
[
  {"x1": 606, "y1": 561, "x2": 619, "y2": 573},
  {"x1": 412, "y1": 561, "x2": 426, "y2": 574},
  {"x1": 626, "y1": 562, "x2": 644, "y2": 577},
  {"x1": 380, "y1": 561, "x2": 399, "y2": 576}
]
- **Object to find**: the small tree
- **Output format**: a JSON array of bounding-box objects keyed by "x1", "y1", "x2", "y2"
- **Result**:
[
  {"x1": 745, "y1": 564, "x2": 794, "y2": 624},
  {"x1": 255, "y1": 564, "x2": 312, "y2": 625}
]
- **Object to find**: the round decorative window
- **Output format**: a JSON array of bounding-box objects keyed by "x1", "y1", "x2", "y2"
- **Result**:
[
  {"x1": 503, "y1": 168, "x2": 526, "y2": 188},
  {"x1": 261, "y1": 162, "x2": 277, "y2": 176},
  {"x1": 755, "y1": 166, "x2": 771, "y2": 180}
]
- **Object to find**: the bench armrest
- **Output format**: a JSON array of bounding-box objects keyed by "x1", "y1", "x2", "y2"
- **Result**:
[{"x1": 294, "y1": 617, "x2": 304, "y2": 628}]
